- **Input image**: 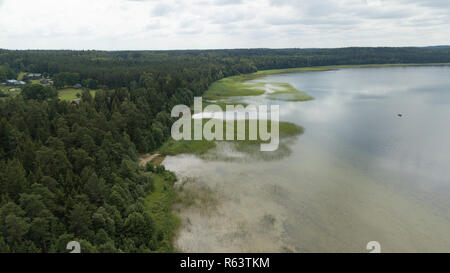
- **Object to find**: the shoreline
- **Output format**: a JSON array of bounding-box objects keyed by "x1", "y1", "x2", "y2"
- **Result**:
[
  {"x1": 203, "y1": 63, "x2": 450, "y2": 102},
  {"x1": 252, "y1": 62, "x2": 450, "y2": 77}
]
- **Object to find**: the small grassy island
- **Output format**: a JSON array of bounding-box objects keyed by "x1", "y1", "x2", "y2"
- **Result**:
[{"x1": 158, "y1": 119, "x2": 304, "y2": 156}]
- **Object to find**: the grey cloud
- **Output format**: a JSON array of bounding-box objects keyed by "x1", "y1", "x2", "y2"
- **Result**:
[
  {"x1": 151, "y1": 3, "x2": 172, "y2": 16},
  {"x1": 356, "y1": 7, "x2": 415, "y2": 20},
  {"x1": 412, "y1": 0, "x2": 450, "y2": 8}
]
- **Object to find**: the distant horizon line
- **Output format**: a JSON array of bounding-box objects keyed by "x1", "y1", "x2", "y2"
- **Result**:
[{"x1": 1, "y1": 45, "x2": 450, "y2": 52}]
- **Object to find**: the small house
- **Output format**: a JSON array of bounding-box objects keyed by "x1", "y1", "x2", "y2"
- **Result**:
[
  {"x1": 73, "y1": 83, "x2": 82, "y2": 89},
  {"x1": 4, "y1": 80, "x2": 26, "y2": 86},
  {"x1": 28, "y1": 73, "x2": 42, "y2": 80},
  {"x1": 71, "y1": 98, "x2": 81, "y2": 105},
  {"x1": 40, "y1": 79, "x2": 51, "y2": 85}
]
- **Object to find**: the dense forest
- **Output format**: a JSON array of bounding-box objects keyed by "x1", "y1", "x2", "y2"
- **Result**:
[{"x1": 1, "y1": 47, "x2": 450, "y2": 252}]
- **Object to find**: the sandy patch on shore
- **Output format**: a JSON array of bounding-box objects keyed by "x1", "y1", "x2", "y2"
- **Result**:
[{"x1": 139, "y1": 153, "x2": 162, "y2": 166}]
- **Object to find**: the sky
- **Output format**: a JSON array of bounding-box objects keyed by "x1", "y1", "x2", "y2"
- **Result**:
[{"x1": 0, "y1": 0, "x2": 449, "y2": 50}]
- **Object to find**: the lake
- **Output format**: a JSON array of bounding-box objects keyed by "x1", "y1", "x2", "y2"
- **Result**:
[{"x1": 164, "y1": 66, "x2": 450, "y2": 252}]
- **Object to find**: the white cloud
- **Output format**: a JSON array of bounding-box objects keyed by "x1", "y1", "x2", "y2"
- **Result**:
[{"x1": 0, "y1": 0, "x2": 449, "y2": 50}]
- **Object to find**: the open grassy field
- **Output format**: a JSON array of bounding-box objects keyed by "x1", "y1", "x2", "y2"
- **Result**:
[
  {"x1": 0, "y1": 86, "x2": 22, "y2": 98},
  {"x1": 58, "y1": 88, "x2": 96, "y2": 101},
  {"x1": 17, "y1": 72, "x2": 27, "y2": 81}
]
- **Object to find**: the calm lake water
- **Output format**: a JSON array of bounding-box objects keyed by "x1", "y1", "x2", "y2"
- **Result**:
[{"x1": 164, "y1": 66, "x2": 450, "y2": 252}]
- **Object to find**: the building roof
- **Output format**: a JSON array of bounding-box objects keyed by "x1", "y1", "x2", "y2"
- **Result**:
[
  {"x1": 28, "y1": 73, "x2": 42, "y2": 77},
  {"x1": 4, "y1": 79, "x2": 25, "y2": 85}
]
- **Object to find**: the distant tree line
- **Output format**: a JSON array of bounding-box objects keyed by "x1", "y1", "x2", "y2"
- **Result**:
[{"x1": 2, "y1": 47, "x2": 450, "y2": 90}]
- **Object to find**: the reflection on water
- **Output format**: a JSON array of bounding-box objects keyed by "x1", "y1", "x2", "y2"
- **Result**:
[{"x1": 165, "y1": 66, "x2": 450, "y2": 252}]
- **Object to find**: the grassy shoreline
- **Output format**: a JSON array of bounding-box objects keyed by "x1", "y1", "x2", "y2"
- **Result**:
[
  {"x1": 203, "y1": 75, "x2": 267, "y2": 100},
  {"x1": 203, "y1": 63, "x2": 450, "y2": 102},
  {"x1": 144, "y1": 171, "x2": 181, "y2": 252},
  {"x1": 253, "y1": 62, "x2": 450, "y2": 77},
  {"x1": 203, "y1": 73, "x2": 314, "y2": 102}
]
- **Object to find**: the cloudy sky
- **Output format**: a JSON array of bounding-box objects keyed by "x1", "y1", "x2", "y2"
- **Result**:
[{"x1": 0, "y1": 0, "x2": 449, "y2": 50}]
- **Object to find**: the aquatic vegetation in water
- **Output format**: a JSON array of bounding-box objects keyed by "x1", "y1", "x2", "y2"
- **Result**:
[
  {"x1": 203, "y1": 74, "x2": 314, "y2": 102},
  {"x1": 264, "y1": 83, "x2": 314, "y2": 102},
  {"x1": 159, "y1": 119, "x2": 303, "y2": 160}
]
